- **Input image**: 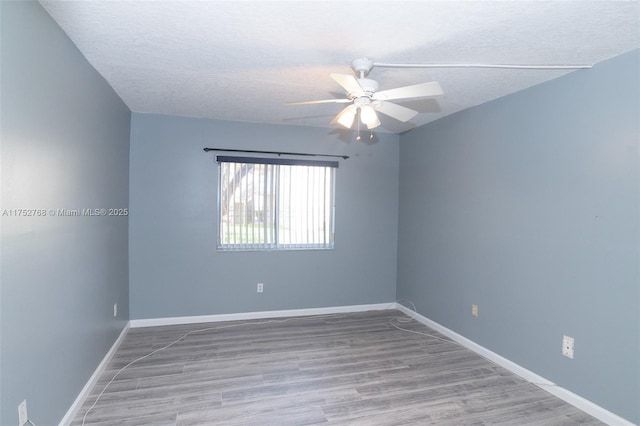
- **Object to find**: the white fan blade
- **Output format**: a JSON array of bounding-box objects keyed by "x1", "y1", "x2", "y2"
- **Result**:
[
  {"x1": 286, "y1": 98, "x2": 351, "y2": 106},
  {"x1": 330, "y1": 73, "x2": 364, "y2": 95},
  {"x1": 375, "y1": 101, "x2": 418, "y2": 122},
  {"x1": 373, "y1": 81, "x2": 443, "y2": 101},
  {"x1": 329, "y1": 104, "x2": 357, "y2": 127}
]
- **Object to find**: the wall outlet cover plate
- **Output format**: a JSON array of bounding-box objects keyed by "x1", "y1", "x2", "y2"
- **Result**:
[
  {"x1": 562, "y1": 335, "x2": 574, "y2": 359},
  {"x1": 18, "y1": 400, "x2": 28, "y2": 426}
]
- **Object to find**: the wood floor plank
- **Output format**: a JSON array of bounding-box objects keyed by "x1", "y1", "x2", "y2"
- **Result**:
[{"x1": 72, "y1": 310, "x2": 603, "y2": 425}]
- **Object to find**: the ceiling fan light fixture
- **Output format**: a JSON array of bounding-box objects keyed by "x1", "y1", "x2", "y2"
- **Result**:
[
  {"x1": 336, "y1": 106, "x2": 357, "y2": 128},
  {"x1": 366, "y1": 116, "x2": 381, "y2": 129},
  {"x1": 360, "y1": 104, "x2": 378, "y2": 126}
]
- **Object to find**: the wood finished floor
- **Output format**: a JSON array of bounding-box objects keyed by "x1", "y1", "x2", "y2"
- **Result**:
[{"x1": 72, "y1": 310, "x2": 602, "y2": 425}]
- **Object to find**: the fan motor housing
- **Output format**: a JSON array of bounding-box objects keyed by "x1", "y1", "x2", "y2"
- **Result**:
[{"x1": 357, "y1": 78, "x2": 379, "y2": 94}]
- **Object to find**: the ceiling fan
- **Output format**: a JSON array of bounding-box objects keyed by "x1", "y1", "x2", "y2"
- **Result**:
[
  {"x1": 286, "y1": 57, "x2": 591, "y2": 132},
  {"x1": 286, "y1": 58, "x2": 443, "y2": 131}
]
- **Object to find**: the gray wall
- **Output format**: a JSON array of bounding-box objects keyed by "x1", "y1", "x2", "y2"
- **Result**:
[
  {"x1": 397, "y1": 50, "x2": 639, "y2": 423},
  {"x1": 0, "y1": 2, "x2": 130, "y2": 424},
  {"x1": 129, "y1": 114, "x2": 399, "y2": 319}
]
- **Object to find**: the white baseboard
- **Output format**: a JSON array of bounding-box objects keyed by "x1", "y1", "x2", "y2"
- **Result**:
[
  {"x1": 394, "y1": 303, "x2": 636, "y2": 426},
  {"x1": 59, "y1": 322, "x2": 130, "y2": 426},
  {"x1": 129, "y1": 303, "x2": 397, "y2": 328}
]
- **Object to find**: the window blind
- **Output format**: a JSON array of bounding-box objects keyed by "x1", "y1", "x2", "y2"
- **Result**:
[{"x1": 217, "y1": 156, "x2": 336, "y2": 251}]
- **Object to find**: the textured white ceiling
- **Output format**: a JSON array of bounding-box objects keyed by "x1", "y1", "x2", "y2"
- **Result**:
[{"x1": 40, "y1": 1, "x2": 639, "y2": 134}]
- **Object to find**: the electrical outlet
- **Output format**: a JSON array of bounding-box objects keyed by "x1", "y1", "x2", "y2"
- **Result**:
[
  {"x1": 257, "y1": 283, "x2": 264, "y2": 293},
  {"x1": 113, "y1": 303, "x2": 118, "y2": 317},
  {"x1": 18, "y1": 400, "x2": 28, "y2": 426},
  {"x1": 562, "y1": 335, "x2": 574, "y2": 359},
  {"x1": 471, "y1": 304, "x2": 478, "y2": 317}
]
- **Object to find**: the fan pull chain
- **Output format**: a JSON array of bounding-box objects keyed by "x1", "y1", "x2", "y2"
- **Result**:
[{"x1": 356, "y1": 109, "x2": 362, "y2": 141}]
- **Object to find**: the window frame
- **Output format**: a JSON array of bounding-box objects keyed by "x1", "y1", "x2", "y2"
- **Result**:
[{"x1": 216, "y1": 155, "x2": 337, "y2": 252}]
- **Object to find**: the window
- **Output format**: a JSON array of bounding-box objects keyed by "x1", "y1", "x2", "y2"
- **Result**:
[{"x1": 217, "y1": 156, "x2": 336, "y2": 251}]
